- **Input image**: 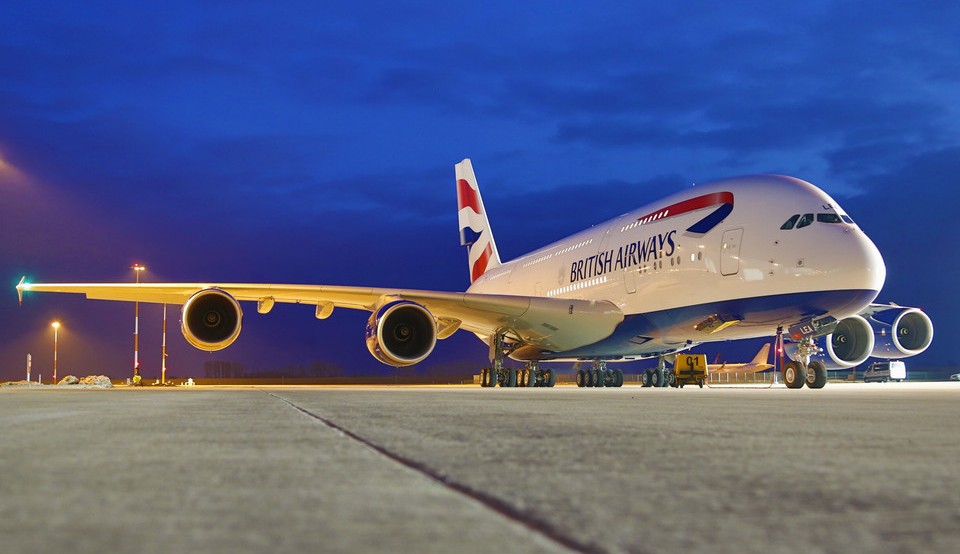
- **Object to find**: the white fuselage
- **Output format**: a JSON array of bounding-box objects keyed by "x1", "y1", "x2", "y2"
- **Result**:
[{"x1": 466, "y1": 175, "x2": 885, "y2": 360}]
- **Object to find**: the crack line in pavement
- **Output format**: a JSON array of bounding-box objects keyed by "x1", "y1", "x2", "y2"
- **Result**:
[{"x1": 269, "y1": 392, "x2": 603, "y2": 554}]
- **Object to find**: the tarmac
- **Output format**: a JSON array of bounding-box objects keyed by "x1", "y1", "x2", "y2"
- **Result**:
[{"x1": 2, "y1": 382, "x2": 959, "y2": 554}]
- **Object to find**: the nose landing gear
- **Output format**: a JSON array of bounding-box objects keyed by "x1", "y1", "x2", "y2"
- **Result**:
[{"x1": 781, "y1": 332, "x2": 828, "y2": 389}]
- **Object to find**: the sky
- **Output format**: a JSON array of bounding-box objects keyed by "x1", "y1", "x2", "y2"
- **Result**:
[{"x1": 1, "y1": 1, "x2": 958, "y2": 381}]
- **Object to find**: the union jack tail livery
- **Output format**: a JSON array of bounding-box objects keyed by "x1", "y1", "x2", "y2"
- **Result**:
[{"x1": 456, "y1": 158, "x2": 502, "y2": 283}]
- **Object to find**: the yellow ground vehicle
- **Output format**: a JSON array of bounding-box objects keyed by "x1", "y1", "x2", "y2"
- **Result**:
[{"x1": 673, "y1": 354, "x2": 707, "y2": 388}]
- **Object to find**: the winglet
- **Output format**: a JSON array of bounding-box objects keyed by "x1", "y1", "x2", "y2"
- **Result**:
[{"x1": 16, "y1": 276, "x2": 26, "y2": 305}]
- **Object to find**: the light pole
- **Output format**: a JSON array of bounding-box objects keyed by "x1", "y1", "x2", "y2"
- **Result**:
[
  {"x1": 161, "y1": 303, "x2": 167, "y2": 384},
  {"x1": 51, "y1": 321, "x2": 60, "y2": 384},
  {"x1": 132, "y1": 263, "x2": 146, "y2": 380}
]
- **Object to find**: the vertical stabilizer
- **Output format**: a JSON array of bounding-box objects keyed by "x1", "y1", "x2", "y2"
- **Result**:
[
  {"x1": 456, "y1": 159, "x2": 502, "y2": 283},
  {"x1": 752, "y1": 343, "x2": 771, "y2": 365}
]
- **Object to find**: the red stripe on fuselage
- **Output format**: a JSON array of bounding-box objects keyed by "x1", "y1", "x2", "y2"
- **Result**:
[
  {"x1": 637, "y1": 191, "x2": 733, "y2": 223},
  {"x1": 458, "y1": 179, "x2": 482, "y2": 213}
]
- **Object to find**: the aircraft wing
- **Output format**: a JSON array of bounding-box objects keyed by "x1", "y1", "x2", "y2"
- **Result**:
[{"x1": 16, "y1": 279, "x2": 624, "y2": 353}]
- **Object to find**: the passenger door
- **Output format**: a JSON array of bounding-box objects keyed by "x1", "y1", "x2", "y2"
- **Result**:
[{"x1": 720, "y1": 228, "x2": 743, "y2": 276}]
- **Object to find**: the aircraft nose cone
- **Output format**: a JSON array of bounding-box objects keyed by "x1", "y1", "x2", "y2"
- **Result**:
[
  {"x1": 857, "y1": 230, "x2": 886, "y2": 293},
  {"x1": 841, "y1": 226, "x2": 886, "y2": 296}
]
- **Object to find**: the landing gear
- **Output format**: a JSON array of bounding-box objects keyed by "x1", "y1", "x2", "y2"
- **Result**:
[
  {"x1": 480, "y1": 333, "x2": 556, "y2": 388},
  {"x1": 806, "y1": 360, "x2": 827, "y2": 389},
  {"x1": 652, "y1": 357, "x2": 671, "y2": 388},
  {"x1": 525, "y1": 361, "x2": 556, "y2": 388},
  {"x1": 575, "y1": 360, "x2": 624, "y2": 388},
  {"x1": 640, "y1": 356, "x2": 671, "y2": 388},
  {"x1": 782, "y1": 360, "x2": 806, "y2": 389},
  {"x1": 782, "y1": 335, "x2": 829, "y2": 389},
  {"x1": 480, "y1": 367, "x2": 497, "y2": 387}
]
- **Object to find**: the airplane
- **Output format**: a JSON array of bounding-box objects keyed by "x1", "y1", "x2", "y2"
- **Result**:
[
  {"x1": 16, "y1": 159, "x2": 933, "y2": 389},
  {"x1": 709, "y1": 343, "x2": 773, "y2": 374}
]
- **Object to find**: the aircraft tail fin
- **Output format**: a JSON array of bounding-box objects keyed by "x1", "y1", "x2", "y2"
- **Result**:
[
  {"x1": 456, "y1": 159, "x2": 502, "y2": 283},
  {"x1": 752, "y1": 343, "x2": 771, "y2": 365}
]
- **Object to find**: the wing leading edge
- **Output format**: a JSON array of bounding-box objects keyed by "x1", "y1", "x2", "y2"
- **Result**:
[{"x1": 16, "y1": 280, "x2": 624, "y2": 354}]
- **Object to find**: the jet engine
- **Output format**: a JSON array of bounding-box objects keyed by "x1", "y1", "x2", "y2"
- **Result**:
[
  {"x1": 786, "y1": 314, "x2": 875, "y2": 369},
  {"x1": 365, "y1": 301, "x2": 437, "y2": 367},
  {"x1": 821, "y1": 314, "x2": 875, "y2": 368},
  {"x1": 181, "y1": 288, "x2": 243, "y2": 351},
  {"x1": 866, "y1": 306, "x2": 933, "y2": 358}
]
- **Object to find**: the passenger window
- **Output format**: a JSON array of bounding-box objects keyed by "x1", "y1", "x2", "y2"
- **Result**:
[
  {"x1": 796, "y1": 213, "x2": 814, "y2": 229},
  {"x1": 817, "y1": 213, "x2": 843, "y2": 223},
  {"x1": 780, "y1": 214, "x2": 800, "y2": 230}
]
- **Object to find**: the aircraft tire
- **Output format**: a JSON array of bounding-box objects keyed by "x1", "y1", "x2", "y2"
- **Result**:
[
  {"x1": 480, "y1": 368, "x2": 491, "y2": 387},
  {"x1": 641, "y1": 370, "x2": 653, "y2": 387},
  {"x1": 576, "y1": 370, "x2": 587, "y2": 387},
  {"x1": 593, "y1": 369, "x2": 605, "y2": 387},
  {"x1": 613, "y1": 369, "x2": 624, "y2": 387},
  {"x1": 783, "y1": 361, "x2": 805, "y2": 389},
  {"x1": 527, "y1": 370, "x2": 539, "y2": 387},
  {"x1": 502, "y1": 368, "x2": 517, "y2": 387},
  {"x1": 545, "y1": 368, "x2": 557, "y2": 387},
  {"x1": 651, "y1": 369, "x2": 662, "y2": 388},
  {"x1": 807, "y1": 360, "x2": 828, "y2": 389}
]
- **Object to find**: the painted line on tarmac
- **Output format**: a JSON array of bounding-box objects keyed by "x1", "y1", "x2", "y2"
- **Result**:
[{"x1": 268, "y1": 392, "x2": 605, "y2": 554}]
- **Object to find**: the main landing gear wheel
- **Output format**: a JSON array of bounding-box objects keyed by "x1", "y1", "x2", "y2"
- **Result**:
[
  {"x1": 576, "y1": 369, "x2": 587, "y2": 387},
  {"x1": 612, "y1": 368, "x2": 624, "y2": 387},
  {"x1": 502, "y1": 368, "x2": 517, "y2": 387},
  {"x1": 592, "y1": 369, "x2": 605, "y2": 388},
  {"x1": 782, "y1": 361, "x2": 805, "y2": 389},
  {"x1": 641, "y1": 369, "x2": 653, "y2": 387},
  {"x1": 480, "y1": 368, "x2": 495, "y2": 387},
  {"x1": 806, "y1": 360, "x2": 828, "y2": 389},
  {"x1": 651, "y1": 369, "x2": 663, "y2": 388},
  {"x1": 544, "y1": 368, "x2": 557, "y2": 387}
]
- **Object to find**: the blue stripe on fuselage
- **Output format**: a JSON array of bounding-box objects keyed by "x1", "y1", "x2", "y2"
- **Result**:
[{"x1": 547, "y1": 289, "x2": 879, "y2": 360}]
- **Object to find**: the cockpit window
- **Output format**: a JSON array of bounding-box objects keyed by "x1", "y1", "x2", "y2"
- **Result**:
[
  {"x1": 780, "y1": 214, "x2": 800, "y2": 230},
  {"x1": 817, "y1": 213, "x2": 843, "y2": 224},
  {"x1": 841, "y1": 215, "x2": 854, "y2": 224},
  {"x1": 796, "y1": 213, "x2": 814, "y2": 229}
]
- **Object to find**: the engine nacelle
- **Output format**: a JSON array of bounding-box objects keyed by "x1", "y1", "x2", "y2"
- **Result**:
[
  {"x1": 181, "y1": 288, "x2": 243, "y2": 351},
  {"x1": 365, "y1": 301, "x2": 437, "y2": 367},
  {"x1": 822, "y1": 314, "x2": 875, "y2": 368},
  {"x1": 867, "y1": 306, "x2": 933, "y2": 358},
  {"x1": 786, "y1": 314, "x2": 875, "y2": 369}
]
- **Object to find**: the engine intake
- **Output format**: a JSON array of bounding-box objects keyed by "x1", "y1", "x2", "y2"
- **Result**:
[
  {"x1": 823, "y1": 314, "x2": 875, "y2": 368},
  {"x1": 365, "y1": 301, "x2": 437, "y2": 367},
  {"x1": 868, "y1": 307, "x2": 933, "y2": 358},
  {"x1": 181, "y1": 288, "x2": 243, "y2": 351}
]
